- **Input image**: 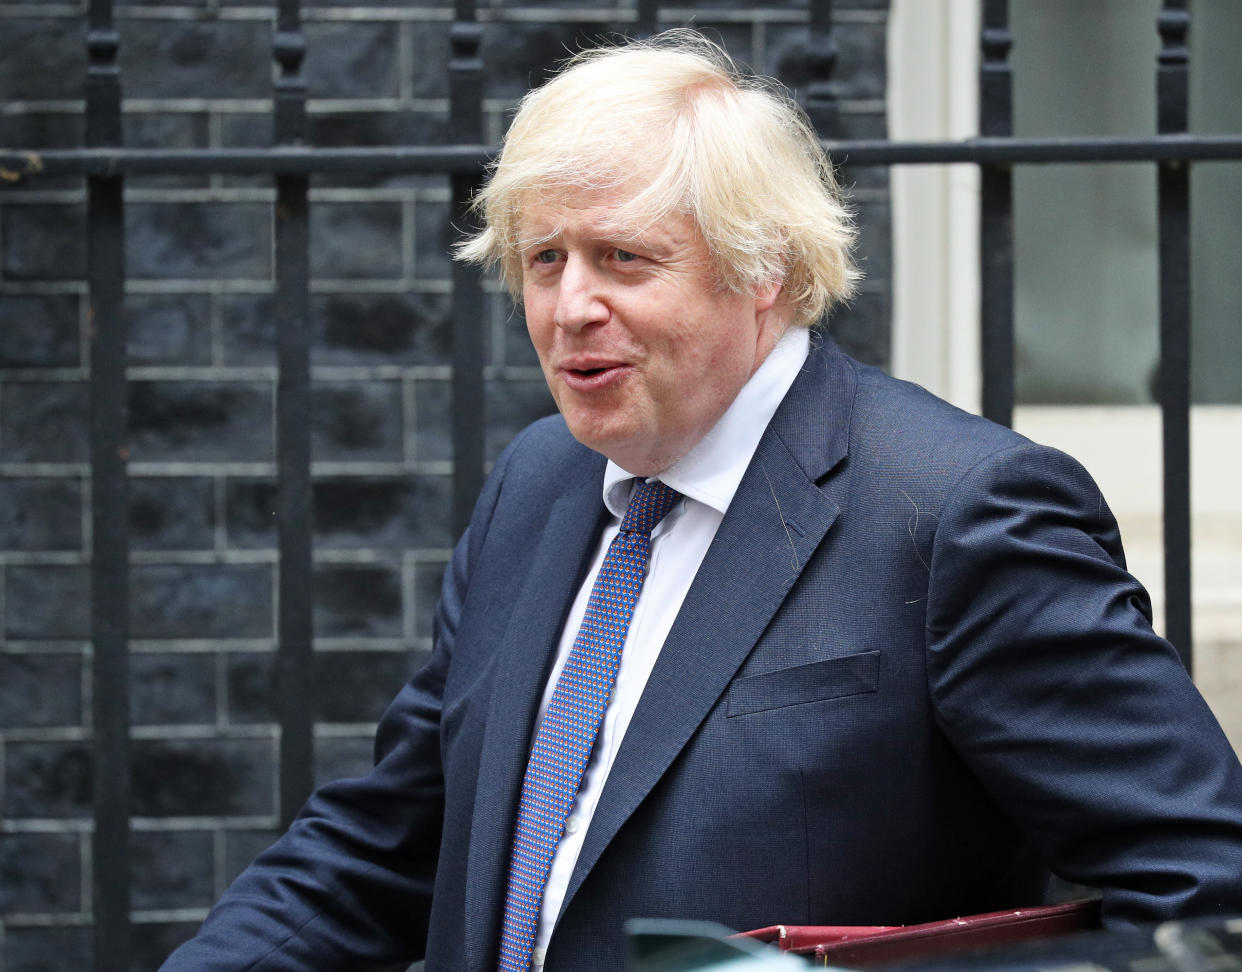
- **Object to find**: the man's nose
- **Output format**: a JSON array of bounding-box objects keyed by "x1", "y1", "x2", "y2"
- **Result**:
[{"x1": 553, "y1": 255, "x2": 609, "y2": 332}]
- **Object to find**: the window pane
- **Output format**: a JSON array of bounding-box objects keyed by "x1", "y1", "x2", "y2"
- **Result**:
[
  {"x1": 1011, "y1": 0, "x2": 1242, "y2": 404},
  {"x1": 1011, "y1": 0, "x2": 1160, "y2": 405},
  {"x1": 1190, "y1": 0, "x2": 1242, "y2": 404}
]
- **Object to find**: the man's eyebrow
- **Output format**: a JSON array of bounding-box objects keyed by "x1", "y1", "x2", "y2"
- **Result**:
[
  {"x1": 515, "y1": 222, "x2": 564, "y2": 251},
  {"x1": 599, "y1": 222, "x2": 679, "y2": 252},
  {"x1": 516, "y1": 226, "x2": 652, "y2": 252},
  {"x1": 515, "y1": 211, "x2": 683, "y2": 252}
]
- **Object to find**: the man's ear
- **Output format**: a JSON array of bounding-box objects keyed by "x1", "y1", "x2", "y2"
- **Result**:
[{"x1": 753, "y1": 277, "x2": 785, "y2": 315}]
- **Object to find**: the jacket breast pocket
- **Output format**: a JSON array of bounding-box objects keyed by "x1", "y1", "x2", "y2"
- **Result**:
[{"x1": 726, "y1": 650, "x2": 880, "y2": 717}]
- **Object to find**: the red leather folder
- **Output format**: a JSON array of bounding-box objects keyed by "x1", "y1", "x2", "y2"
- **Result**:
[{"x1": 739, "y1": 899, "x2": 1101, "y2": 966}]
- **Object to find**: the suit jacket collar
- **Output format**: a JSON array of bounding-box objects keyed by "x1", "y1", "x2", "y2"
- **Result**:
[
  {"x1": 462, "y1": 452, "x2": 609, "y2": 970},
  {"x1": 772, "y1": 332, "x2": 856, "y2": 483}
]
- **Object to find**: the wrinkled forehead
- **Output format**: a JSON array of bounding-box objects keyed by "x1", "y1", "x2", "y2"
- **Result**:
[{"x1": 513, "y1": 183, "x2": 697, "y2": 251}]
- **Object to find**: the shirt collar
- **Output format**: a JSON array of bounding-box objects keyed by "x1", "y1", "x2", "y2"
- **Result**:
[{"x1": 602, "y1": 326, "x2": 811, "y2": 519}]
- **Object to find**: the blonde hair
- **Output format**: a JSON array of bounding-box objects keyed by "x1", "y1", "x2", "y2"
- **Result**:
[{"x1": 453, "y1": 29, "x2": 859, "y2": 327}]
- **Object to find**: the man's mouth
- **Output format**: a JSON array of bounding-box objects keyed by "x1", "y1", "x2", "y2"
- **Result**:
[{"x1": 559, "y1": 360, "x2": 628, "y2": 390}]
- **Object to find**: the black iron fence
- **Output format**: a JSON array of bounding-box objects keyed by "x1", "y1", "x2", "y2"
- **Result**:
[{"x1": 1, "y1": 0, "x2": 1238, "y2": 968}]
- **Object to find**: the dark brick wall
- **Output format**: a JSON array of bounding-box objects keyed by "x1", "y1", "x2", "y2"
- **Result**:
[{"x1": 0, "y1": 2, "x2": 890, "y2": 968}]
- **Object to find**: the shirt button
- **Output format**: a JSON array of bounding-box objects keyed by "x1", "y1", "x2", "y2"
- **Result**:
[
  {"x1": 533, "y1": 947, "x2": 547, "y2": 967},
  {"x1": 564, "y1": 816, "x2": 581, "y2": 835}
]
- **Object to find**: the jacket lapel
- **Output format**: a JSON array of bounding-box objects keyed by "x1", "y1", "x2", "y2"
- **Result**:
[
  {"x1": 462, "y1": 461, "x2": 609, "y2": 970},
  {"x1": 558, "y1": 339, "x2": 858, "y2": 918}
]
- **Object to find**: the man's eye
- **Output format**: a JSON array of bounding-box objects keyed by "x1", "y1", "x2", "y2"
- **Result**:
[
  {"x1": 615, "y1": 249, "x2": 638, "y2": 263},
  {"x1": 534, "y1": 250, "x2": 559, "y2": 264}
]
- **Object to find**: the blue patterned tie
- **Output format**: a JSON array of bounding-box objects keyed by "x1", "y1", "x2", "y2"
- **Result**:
[{"x1": 496, "y1": 479, "x2": 681, "y2": 972}]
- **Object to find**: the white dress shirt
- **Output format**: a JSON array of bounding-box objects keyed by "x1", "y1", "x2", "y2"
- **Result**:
[{"x1": 528, "y1": 327, "x2": 811, "y2": 967}]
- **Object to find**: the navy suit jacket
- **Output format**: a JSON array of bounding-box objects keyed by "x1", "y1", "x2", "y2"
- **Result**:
[{"x1": 164, "y1": 339, "x2": 1242, "y2": 971}]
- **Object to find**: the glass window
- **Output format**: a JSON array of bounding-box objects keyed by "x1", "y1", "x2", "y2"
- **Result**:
[{"x1": 1011, "y1": 0, "x2": 1241, "y2": 404}]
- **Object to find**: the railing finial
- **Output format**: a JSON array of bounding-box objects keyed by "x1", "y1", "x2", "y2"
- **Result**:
[
  {"x1": 274, "y1": 0, "x2": 308, "y2": 146},
  {"x1": 805, "y1": 0, "x2": 839, "y2": 138},
  {"x1": 979, "y1": 0, "x2": 1012, "y2": 139},
  {"x1": 85, "y1": 0, "x2": 122, "y2": 148},
  {"x1": 1157, "y1": 0, "x2": 1190, "y2": 135}
]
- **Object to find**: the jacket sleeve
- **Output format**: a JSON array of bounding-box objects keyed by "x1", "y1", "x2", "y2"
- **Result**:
[
  {"x1": 159, "y1": 429, "x2": 523, "y2": 972},
  {"x1": 925, "y1": 441, "x2": 1242, "y2": 928}
]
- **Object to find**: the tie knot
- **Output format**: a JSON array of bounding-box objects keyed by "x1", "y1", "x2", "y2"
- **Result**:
[{"x1": 618, "y1": 479, "x2": 680, "y2": 535}]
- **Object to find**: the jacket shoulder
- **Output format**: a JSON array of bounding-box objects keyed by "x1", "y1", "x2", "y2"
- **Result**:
[
  {"x1": 848, "y1": 360, "x2": 1029, "y2": 471},
  {"x1": 492, "y1": 414, "x2": 600, "y2": 490},
  {"x1": 833, "y1": 357, "x2": 1110, "y2": 528}
]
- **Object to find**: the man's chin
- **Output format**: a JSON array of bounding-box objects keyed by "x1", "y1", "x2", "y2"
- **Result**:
[
  {"x1": 567, "y1": 430, "x2": 682, "y2": 479},
  {"x1": 564, "y1": 423, "x2": 629, "y2": 461},
  {"x1": 562, "y1": 421, "x2": 643, "y2": 472}
]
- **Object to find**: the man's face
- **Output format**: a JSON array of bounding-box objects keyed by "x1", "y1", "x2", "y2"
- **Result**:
[{"x1": 519, "y1": 190, "x2": 787, "y2": 477}]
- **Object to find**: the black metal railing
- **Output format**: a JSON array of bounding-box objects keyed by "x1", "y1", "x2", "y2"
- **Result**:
[
  {"x1": 83, "y1": 0, "x2": 130, "y2": 965},
  {"x1": 1156, "y1": 0, "x2": 1193, "y2": 664},
  {"x1": 272, "y1": 0, "x2": 314, "y2": 847},
  {"x1": 0, "y1": 1, "x2": 1235, "y2": 967}
]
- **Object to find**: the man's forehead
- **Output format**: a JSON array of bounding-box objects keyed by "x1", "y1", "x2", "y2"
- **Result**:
[{"x1": 516, "y1": 189, "x2": 696, "y2": 249}]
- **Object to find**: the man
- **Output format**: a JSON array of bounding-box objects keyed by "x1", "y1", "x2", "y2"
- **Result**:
[{"x1": 164, "y1": 31, "x2": 1242, "y2": 972}]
